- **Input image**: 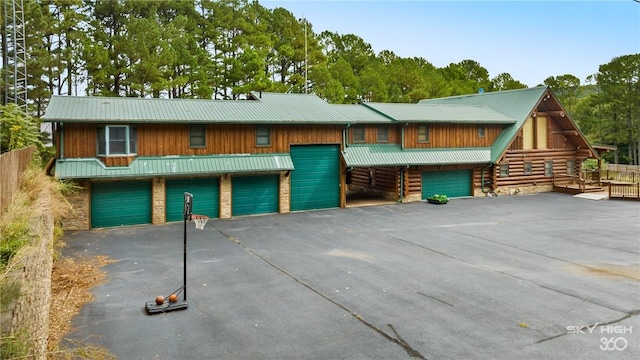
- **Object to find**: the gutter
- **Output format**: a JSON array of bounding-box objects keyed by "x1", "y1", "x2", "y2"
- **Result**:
[{"x1": 343, "y1": 124, "x2": 351, "y2": 150}]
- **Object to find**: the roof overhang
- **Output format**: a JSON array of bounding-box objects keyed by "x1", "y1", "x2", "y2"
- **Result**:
[
  {"x1": 342, "y1": 145, "x2": 491, "y2": 167},
  {"x1": 54, "y1": 154, "x2": 294, "y2": 179}
]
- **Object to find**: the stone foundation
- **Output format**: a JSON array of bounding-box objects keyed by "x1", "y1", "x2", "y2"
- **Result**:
[
  {"x1": 220, "y1": 175, "x2": 231, "y2": 219},
  {"x1": 279, "y1": 171, "x2": 290, "y2": 214},
  {"x1": 152, "y1": 178, "x2": 165, "y2": 224},
  {"x1": 63, "y1": 180, "x2": 90, "y2": 231},
  {"x1": 493, "y1": 184, "x2": 553, "y2": 196}
]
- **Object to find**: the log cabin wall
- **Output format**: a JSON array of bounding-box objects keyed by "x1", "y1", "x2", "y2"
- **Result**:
[
  {"x1": 404, "y1": 123, "x2": 504, "y2": 148},
  {"x1": 348, "y1": 167, "x2": 400, "y2": 200},
  {"x1": 59, "y1": 123, "x2": 344, "y2": 158}
]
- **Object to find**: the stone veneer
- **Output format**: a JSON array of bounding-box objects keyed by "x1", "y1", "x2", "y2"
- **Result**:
[
  {"x1": 220, "y1": 175, "x2": 231, "y2": 218},
  {"x1": 1, "y1": 192, "x2": 55, "y2": 359},
  {"x1": 152, "y1": 178, "x2": 165, "y2": 224},
  {"x1": 63, "y1": 180, "x2": 90, "y2": 230},
  {"x1": 279, "y1": 171, "x2": 290, "y2": 213}
]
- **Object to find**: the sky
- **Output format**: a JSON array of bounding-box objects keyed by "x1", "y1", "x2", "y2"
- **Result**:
[{"x1": 260, "y1": 0, "x2": 640, "y2": 87}]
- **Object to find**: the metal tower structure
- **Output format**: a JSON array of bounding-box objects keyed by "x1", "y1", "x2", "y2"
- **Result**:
[{"x1": 2, "y1": 0, "x2": 28, "y2": 112}]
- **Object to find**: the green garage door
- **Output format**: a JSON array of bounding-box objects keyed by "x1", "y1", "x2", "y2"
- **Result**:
[
  {"x1": 290, "y1": 145, "x2": 340, "y2": 211},
  {"x1": 422, "y1": 170, "x2": 472, "y2": 199},
  {"x1": 232, "y1": 175, "x2": 279, "y2": 216},
  {"x1": 166, "y1": 178, "x2": 219, "y2": 222},
  {"x1": 91, "y1": 181, "x2": 151, "y2": 228}
]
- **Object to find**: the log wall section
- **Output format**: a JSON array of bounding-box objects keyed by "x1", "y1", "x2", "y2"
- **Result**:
[
  {"x1": 495, "y1": 149, "x2": 589, "y2": 187},
  {"x1": 349, "y1": 167, "x2": 400, "y2": 197}
]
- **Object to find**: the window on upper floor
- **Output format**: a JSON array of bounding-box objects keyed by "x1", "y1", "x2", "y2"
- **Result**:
[
  {"x1": 97, "y1": 125, "x2": 137, "y2": 156},
  {"x1": 353, "y1": 126, "x2": 365, "y2": 143},
  {"x1": 376, "y1": 126, "x2": 388, "y2": 143},
  {"x1": 418, "y1": 125, "x2": 429, "y2": 143},
  {"x1": 478, "y1": 126, "x2": 486, "y2": 138},
  {"x1": 256, "y1": 126, "x2": 271, "y2": 146},
  {"x1": 190, "y1": 125, "x2": 206, "y2": 148}
]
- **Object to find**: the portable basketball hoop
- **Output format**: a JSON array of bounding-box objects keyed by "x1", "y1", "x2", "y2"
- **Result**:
[
  {"x1": 146, "y1": 192, "x2": 195, "y2": 314},
  {"x1": 192, "y1": 214, "x2": 209, "y2": 230}
]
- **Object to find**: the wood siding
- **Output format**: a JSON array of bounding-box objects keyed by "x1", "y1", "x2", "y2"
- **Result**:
[
  {"x1": 404, "y1": 124, "x2": 504, "y2": 148},
  {"x1": 59, "y1": 123, "x2": 343, "y2": 158},
  {"x1": 347, "y1": 124, "x2": 400, "y2": 145}
]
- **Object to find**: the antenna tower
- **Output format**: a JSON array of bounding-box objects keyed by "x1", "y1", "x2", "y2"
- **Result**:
[{"x1": 2, "y1": 0, "x2": 28, "y2": 112}]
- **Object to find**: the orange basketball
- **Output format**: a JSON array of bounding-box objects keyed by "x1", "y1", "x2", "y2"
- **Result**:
[
  {"x1": 168, "y1": 294, "x2": 178, "y2": 303},
  {"x1": 155, "y1": 295, "x2": 165, "y2": 305}
]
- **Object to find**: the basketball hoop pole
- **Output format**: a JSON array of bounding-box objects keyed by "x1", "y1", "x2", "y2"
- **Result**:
[{"x1": 183, "y1": 206, "x2": 188, "y2": 301}]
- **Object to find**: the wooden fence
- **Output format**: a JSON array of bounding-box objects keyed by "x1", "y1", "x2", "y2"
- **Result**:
[
  {"x1": 609, "y1": 183, "x2": 640, "y2": 200},
  {"x1": 0, "y1": 146, "x2": 36, "y2": 214}
]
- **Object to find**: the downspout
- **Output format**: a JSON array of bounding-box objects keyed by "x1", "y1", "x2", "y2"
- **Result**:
[
  {"x1": 60, "y1": 122, "x2": 64, "y2": 159},
  {"x1": 343, "y1": 124, "x2": 351, "y2": 149},
  {"x1": 481, "y1": 163, "x2": 494, "y2": 194}
]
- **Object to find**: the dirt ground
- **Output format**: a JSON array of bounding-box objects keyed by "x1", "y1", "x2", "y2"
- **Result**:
[{"x1": 48, "y1": 255, "x2": 115, "y2": 360}]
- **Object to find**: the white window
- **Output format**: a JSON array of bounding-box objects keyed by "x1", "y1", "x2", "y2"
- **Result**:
[{"x1": 97, "y1": 126, "x2": 137, "y2": 156}]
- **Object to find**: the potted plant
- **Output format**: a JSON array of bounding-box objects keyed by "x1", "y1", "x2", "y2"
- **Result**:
[{"x1": 427, "y1": 194, "x2": 448, "y2": 204}]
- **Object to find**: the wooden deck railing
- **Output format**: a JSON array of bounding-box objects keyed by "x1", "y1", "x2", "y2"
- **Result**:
[
  {"x1": 553, "y1": 174, "x2": 585, "y2": 193},
  {"x1": 609, "y1": 183, "x2": 640, "y2": 200}
]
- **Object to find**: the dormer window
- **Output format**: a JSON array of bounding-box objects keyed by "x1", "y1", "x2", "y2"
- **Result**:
[{"x1": 97, "y1": 125, "x2": 137, "y2": 156}]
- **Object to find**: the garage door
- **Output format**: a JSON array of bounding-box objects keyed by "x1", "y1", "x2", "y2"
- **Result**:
[
  {"x1": 290, "y1": 145, "x2": 340, "y2": 211},
  {"x1": 91, "y1": 181, "x2": 151, "y2": 228},
  {"x1": 422, "y1": 170, "x2": 472, "y2": 199},
  {"x1": 232, "y1": 175, "x2": 279, "y2": 216},
  {"x1": 166, "y1": 178, "x2": 219, "y2": 222}
]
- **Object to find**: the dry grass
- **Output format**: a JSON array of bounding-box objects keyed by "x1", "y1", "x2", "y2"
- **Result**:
[{"x1": 47, "y1": 255, "x2": 116, "y2": 360}]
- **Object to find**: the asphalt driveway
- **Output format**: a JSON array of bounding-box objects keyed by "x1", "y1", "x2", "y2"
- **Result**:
[{"x1": 62, "y1": 193, "x2": 640, "y2": 359}]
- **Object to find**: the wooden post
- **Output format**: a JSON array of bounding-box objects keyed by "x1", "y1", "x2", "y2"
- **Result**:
[{"x1": 608, "y1": 183, "x2": 612, "y2": 198}]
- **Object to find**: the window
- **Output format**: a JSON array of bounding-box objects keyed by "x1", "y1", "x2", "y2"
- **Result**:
[
  {"x1": 353, "y1": 126, "x2": 365, "y2": 143},
  {"x1": 500, "y1": 163, "x2": 509, "y2": 177},
  {"x1": 524, "y1": 162, "x2": 533, "y2": 175},
  {"x1": 376, "y1": 126, "x2": 388, "y2": 143},
  {"x1": 190, "y1": 126, "x2": 206, "y2": 148},
  {"x1": 545, "y1": 160, "x2": 554, "y2": 177},
  {"x1": 478, "y1": 126, "x2": 486, "y2": 138},
  {"x1": 256, "y1": 126, "x2": 271, "y2": 146},
  {"x1": 566, "y1": 160, "x2": 575, "y2": 175},
  {"x1": 418, "y1": 125, "x2": 429, "y2": 143},
  {"x1": 97, "y1": 125, "x2": 137, "y2": 156}
]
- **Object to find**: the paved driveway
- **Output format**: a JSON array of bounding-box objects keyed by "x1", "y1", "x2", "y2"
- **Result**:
[{"x1": 62, "y1": 193, "x2": 640, "y2": 359}]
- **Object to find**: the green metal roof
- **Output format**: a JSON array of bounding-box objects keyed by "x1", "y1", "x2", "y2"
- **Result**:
[
  {"x1": 54, "y1": 153, "x2": 294, "y2": 179},
  {"x1": 419, "y1": 86, "x2": 548, "y2": 163},
  {"x1": 331, "y1": 104, "x2": 394, "y2": 123},
  {"x1": 42, "y1": 92, "x2": 353, "y2": 125},
  {"x1": 362, "y1": 102, "x2": 515, "y2": 124},
  {"x1": 342, "y1": 144, "x2": 491, "y2": 167}
]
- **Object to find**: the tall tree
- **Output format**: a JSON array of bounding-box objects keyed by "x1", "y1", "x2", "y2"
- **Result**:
[
  {"x1": 543, "y1": 74, "x2": 581, "y2": 114},
  {"x1": 489, "y1": 72, "x2": 527, "y2": 92},
  {"x1": 596, "y1": 54, "x2": 640, "y2": 164}
]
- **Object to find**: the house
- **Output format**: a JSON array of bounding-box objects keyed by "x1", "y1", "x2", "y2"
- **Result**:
[
  {"x1": 42, "y1": 86, "x2": 596, "y2": 230},
  {"x1": 43, "y1": 92, "x2": 353, "y2": 229},
  {"x1": 337, "y1": 86, "x2": 597, "y2": 200}
]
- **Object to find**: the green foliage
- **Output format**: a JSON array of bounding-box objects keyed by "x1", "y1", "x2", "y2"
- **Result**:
[
  {"x1": 0, "y1": 193, "x2": 31, "y2": 267},
  {"x1": 0, "y1": 104, "x2": 43, "y2": 153},
  {"x1": 0, "y1": 331, "x2": 30, "y2": 359}
]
